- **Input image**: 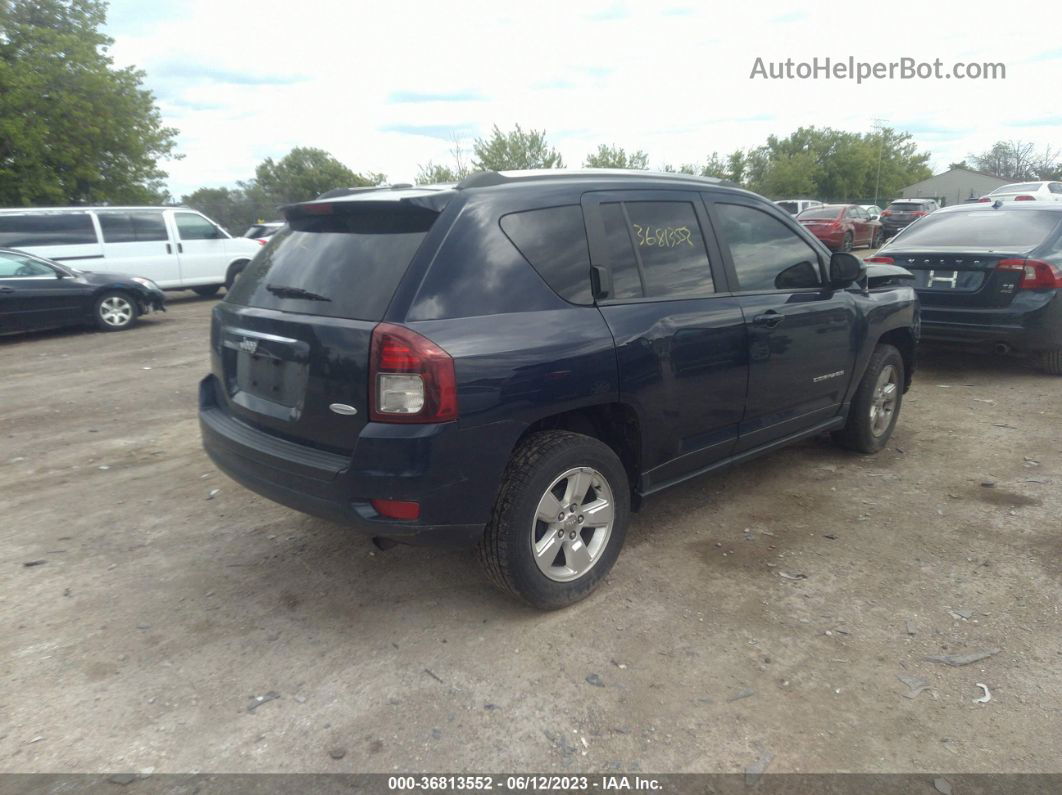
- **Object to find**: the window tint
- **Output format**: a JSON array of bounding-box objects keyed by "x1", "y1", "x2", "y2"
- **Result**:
[
  {"x1": 599, "y1": 203, "x2": 644, "y2": 299},
  {"x1": 798, "y1": 206, "x2": 842, "y2": 220},
  {"x1": 0, "y1": 251, "x2": 54, "y2": 277},
  {"x1": 890, "y1": 209, "x2": 1060, "y2": 249},
  {"x1": 132, "y1": 212, "x2": 168, "y2": 241},
  {"x1": 1049, "y1": 183, "x2": 1062, "y2": 194},
  {"x1": 97, "y1": 212, "x2": 169, "y2": 243},
  {"x1": 0, "y1": 213, "x2": 97, "y2": 247},
  {"x1": 175, "y1": 212, "x2": 220, "y2": 240},
  {"x1": 227, "y1": 207, "x2": 438, "y2": 321},
  {"x1": 623, "y1": 201, "x2": 714, "y2": 297},
  {"x1": 97, "y1": 213, "x2": 137, "y2": 243},
  {"x1": 715, "y1": 203, "x2": 822, "y2": 292},
  {"x1": 500, "y1": 205, "x2": 592, "y2": 304}
]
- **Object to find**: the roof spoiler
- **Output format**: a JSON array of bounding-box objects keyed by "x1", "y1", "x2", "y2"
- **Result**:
[{"x1": 315, "y1": 184, "x2": 413, "y2": 200}]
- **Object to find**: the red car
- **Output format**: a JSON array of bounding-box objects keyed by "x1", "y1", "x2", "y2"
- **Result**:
[{"x1": 796, "y1": 204, "x2": 883, "y2": 251}]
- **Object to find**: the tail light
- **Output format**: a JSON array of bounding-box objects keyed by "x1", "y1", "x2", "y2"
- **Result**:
[
  {"x1": 257, "y1": 238, "x2": 267, "y2": 245},
  {"x1": 369, "y1": 323, "x2": 458, "y2": 423},
  {"x1": 997, "y1": 258, "x2": 1062, "y2": 288},
  {"x1": 978, "y1": 197, "x2": 992, "y2": 203},
  {"x1": 370, "y1": 498, "x2": 420, "y2": 520},
  {"x1": 911, "y1": 211, "x2": 927, "y2": 217},
  {"x1": 864, "y1": 256, "x2": 894, "y2": 264},
  {"x1": 1014, "y1": 195, "x2": 1036, "y2": 201}
]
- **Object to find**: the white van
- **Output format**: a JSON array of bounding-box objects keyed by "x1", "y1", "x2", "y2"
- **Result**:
[{"x1": 0, "y1": 207, "x2": 261, "y2": 294}]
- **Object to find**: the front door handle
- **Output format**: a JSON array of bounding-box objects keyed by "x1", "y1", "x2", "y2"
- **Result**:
[
  {"x1": 752, "y1": 310, "x2": 784, "y2": 329},
  {"x1": 178, "y1": 242, "x2": 183, "y2": 254}
]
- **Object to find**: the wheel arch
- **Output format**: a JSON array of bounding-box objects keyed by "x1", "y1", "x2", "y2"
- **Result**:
[
  {"x1": 225, "y1": 257, "x2": 251, "y2": 288},
  {"x1": 876, "y1": 326, "x2": 917, "y2": 392},
  {"x1": 513, "y1": 402, "x2": 644, "y2": 506}
]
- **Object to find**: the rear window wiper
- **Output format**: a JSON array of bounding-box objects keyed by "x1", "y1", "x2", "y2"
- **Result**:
[{"x1": 265, "y1": 284, "x2": 331, "y2": 302}]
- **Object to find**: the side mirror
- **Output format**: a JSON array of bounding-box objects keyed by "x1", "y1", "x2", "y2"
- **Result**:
[
  {"x1": 829, "y1": 252, "x2": 865, "y2": 289},
  {"x1": 54, "y1": 268, "x2": 67, "y2": 279},
  {"x1": 868, "y1": 214, "x2": 879, "y2": 221}
]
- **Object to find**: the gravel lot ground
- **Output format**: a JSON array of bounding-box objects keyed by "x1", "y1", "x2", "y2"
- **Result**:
[{"x1": 2, "y1": 291, "x2": 1060, "y2": 775}]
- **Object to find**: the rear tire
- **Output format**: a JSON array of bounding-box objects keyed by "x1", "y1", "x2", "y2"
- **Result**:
[
  {"x1": 871, "y1": 228, "x2": 882, "y2": 248},
  {"x1": 478, "y1": 431, "x2": 630, "y2": 610},
  {"x1": 94, "y1": 291, "x2": 139, "y2": 332},
  {"x1": 1038, "y1": 350, "x2": 1062, "y2": 375},
  {"x1": 192, "y1": 285, "x2": 220, "y2": 297},
  {"x1": 841, "y1": 232, "x2": 853, "y2": 252},
  {"x1": 833, "y1": 344, "x2": 904, "y2": 453}
]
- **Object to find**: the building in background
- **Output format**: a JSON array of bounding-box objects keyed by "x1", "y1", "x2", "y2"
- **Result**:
[{"x1": 899, "y1": 167, "x2": 1010, "y2": 206}]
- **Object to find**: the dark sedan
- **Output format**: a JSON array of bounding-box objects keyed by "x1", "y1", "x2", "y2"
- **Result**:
[
  {"x1": 796, "y1": 204, "x2": 883, "y2": 251},
  {"x1": 0, "y1": 248, "x2": 165, "y2": 335},
  {"x1": 866, "y1": 203, "x2": 1062, "y2": 374}
]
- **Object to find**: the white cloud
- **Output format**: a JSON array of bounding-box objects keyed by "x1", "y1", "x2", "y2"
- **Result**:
[{"x1": 103, "y1": 0, "x2": 1062, "y2": 198}]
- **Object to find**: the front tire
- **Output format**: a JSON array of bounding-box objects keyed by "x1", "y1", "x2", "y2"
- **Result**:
[
  {"x1": 94, "y1": 291, "x2": 138, "y2": 332},
  {"x1": 1038, "y1": 350, "x2": 1062, "y2": 375},
  {"x1": 479, "y1": 431, "x2": 630, "y2": 610},
  {"x1": 840, "y1": 232, "x2": 853, "y2": 253},
  {"x1": 833, "y1": 344, "x2": 904, "y2": 453},
  {"x1": 192, "y1": 284, "x2": 221, "y2": 297}
]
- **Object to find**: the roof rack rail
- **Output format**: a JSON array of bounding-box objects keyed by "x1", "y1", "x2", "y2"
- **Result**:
[
  {"x1": 455, "y1": 169, "x2": 734, "y2": 190},
  {"x1": 315, "y1": 184, "x2": 413, "y2": 200}
]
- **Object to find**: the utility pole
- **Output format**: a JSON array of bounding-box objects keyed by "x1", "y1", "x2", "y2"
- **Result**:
[{"x1": 873, "y1": 118, "x2": 888, "y2": 206}]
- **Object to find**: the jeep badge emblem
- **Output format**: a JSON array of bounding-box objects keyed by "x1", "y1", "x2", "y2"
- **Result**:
[{"x1": 329, "y1": 403, "x2": 358, "y2": 416}]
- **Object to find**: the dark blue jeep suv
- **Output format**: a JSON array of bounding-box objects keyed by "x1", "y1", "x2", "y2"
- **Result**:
[{"x1": 199, "y1": 170, "x2": 918, "y2": 608}]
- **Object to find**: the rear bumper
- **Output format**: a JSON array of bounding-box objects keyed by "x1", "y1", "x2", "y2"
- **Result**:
[
  {"x1": 198, "y1": 376, "x2": 486, "y2": 547},
  {"x1": 881, "y1": 220, "x2": 911, "y2": 235},
  {"x1": 919, "y1": 291, "x2": 1062, "y2": 352}
]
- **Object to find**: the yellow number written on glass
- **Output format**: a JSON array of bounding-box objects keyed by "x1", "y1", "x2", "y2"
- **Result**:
[{"x1": 632, "y1": 223, "x2": 694, "y2": 248}]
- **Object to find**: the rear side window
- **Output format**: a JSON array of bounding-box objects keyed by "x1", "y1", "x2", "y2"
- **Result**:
[
  {"x1": 776, "y1": 201, "x2": 798, "y2": 214},
  {"x1": 715, "y1": 203, "x2": 822, "y2": 291},
  {"x1": 500, "y1": 205, "x2": 592, "y2": 304},
  {"x1": 0, "y1": 213, "x2": 97, "y2": 247},
  {"x1": 226, "y1": 206, "x2": 438, "y2": 321},
  {"x1": 891, "y1": 210, "x2": 1061, "y2": 249},
  {"x1": 596, "y1": 201, "x2": 714, "y2": 299},
  {"x1": 97, "y1": 212, "x2": 168, "y2": 243}
]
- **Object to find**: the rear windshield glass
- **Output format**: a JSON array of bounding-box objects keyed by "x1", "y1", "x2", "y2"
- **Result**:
[
  {"x1": 225, "y1": 206, "x2": 437, "y2": 320},
  {"x1": 992, "y1": 183, "x2": 1041, "y2": 194},
  {"x1": 797, "y1": 207, "x2": 841, "y2": 220},
  {"x1": 892, "y1": 210, "x2": 1060, "y2": 249},
  {"x1": 776, "y1": 202, "x2": 799, "y2": 214},
  {"x1": 887, "y1": 202, "x2": 928, "y2": 211}
]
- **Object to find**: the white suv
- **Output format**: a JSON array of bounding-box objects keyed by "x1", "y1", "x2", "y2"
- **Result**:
[{"x1": 0, "y1": 207, "x2": 261, "y2": 294}]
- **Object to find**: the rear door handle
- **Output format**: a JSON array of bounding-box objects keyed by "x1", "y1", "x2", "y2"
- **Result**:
[
  {"x1": 166, "y1": 243, "x2": 172, "y2": 254},
  {"x1": 752, "y1": 310, "x2": 784, "y2": 329}
]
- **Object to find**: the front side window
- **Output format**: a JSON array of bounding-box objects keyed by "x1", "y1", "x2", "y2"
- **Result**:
[
  {"x1": 715, "y1": 203, "x2": 822, "y2": 292},
  {"x1": 175, "y1": 213, "x2": 221, "y2": 241},
  {"x1": 0, "y1": 213, "x2": 97, "y2": 247},
  {"x1": 500, "y1": 205, "x2": 592, "y2": 304},
  {"x1": 0, "y1": 251, "x2": 55, "y2": 277}
]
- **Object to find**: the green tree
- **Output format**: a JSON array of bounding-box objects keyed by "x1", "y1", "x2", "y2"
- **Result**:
[
  {"x1": 180, "y1": 186, "x2": 274, "y2": 235},
  {"x1": 254, "y1": 147, "x2": 384, "y2": 205},
  {"x1": 0, "y1": 0, "x2": 179, "y2": 205},
  {"x1": 415, "y1": 162, "x2": 461, "y2": 184},
  {"x1": 583, "y1": 144, "x2": 649, "y2": 170},
  {"x1": 472, "y1": 124, "x2": 564, "y2": 171}
]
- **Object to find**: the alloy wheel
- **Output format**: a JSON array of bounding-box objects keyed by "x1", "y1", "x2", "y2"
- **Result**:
[
  {"x1": 869, "y1": 364, "x2": 899, "y2": 436},
  {"x1": 531, "y1": 467, "x2": 615, "y2": 583},
  {"x1": 99, "y1": 296, "x2": 134, "y2": 327}
]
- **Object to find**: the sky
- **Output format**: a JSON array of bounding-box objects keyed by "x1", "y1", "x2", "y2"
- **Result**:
[{"x1": 102, "y1": 0, "x2": 1062, "y2": 199}]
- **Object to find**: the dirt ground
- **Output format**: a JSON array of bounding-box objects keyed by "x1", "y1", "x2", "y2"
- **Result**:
[{"x1": 1, "y1": 291, "x2": 1060, "y2": 775}]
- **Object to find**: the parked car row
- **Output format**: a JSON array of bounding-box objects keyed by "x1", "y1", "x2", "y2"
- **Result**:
[{"x1": 796, "y1": 204, "x2": 884, "y2": 251}]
